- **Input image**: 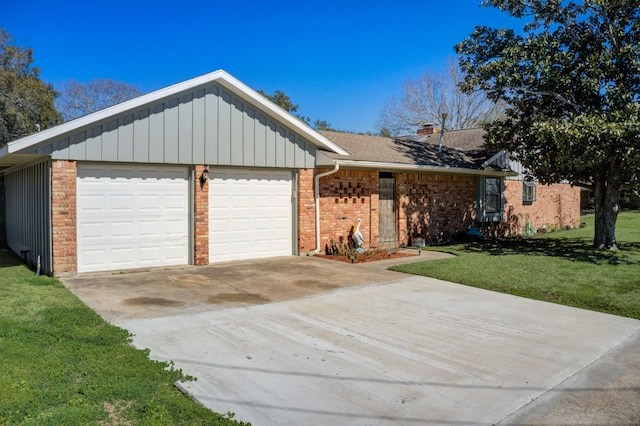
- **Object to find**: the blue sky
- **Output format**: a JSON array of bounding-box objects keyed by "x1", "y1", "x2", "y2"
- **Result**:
[{"x1": 3, "y1": 1, "x2": 520, "y2": 133}]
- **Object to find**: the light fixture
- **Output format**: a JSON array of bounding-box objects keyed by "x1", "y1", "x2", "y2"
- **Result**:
[{"x1": 200, "y1": 166, "x2": 209, "y2": 184}]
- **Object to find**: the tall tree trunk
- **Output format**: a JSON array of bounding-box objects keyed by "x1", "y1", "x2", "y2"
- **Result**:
[{"x1": 593, "y1": 163, "x2": 621, "y2": 250}]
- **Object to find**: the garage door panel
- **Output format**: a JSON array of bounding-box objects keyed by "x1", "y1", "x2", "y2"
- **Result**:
[
  {"x1": 209, "y1": 168, "x2": 293, "y2": 263},
  {"x1": 77, "y1": 164, "x2": 189, "y2": 273}
]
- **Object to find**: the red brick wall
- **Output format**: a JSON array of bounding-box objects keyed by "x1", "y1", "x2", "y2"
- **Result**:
[
  {"x1": 397, "y1": 173, "x2": 476, "y2": 245},
  {"x1": 297, "y1": 169, "x2": 316, "y2": 253},
  {"x1": 298, "y1": 168, "x2": 479, "y2": 253},
  {"x1": 298, "y1": 169, "x2": 378, "y2": 253},
  {"x1": 51, "y1": 160, "x2": 77, "y2": 273},
  {"x1": 194, "y1": 165, "x2": 209, "y2": 265},
  {"x1": 503, "y1": 180, "x2": 581, "y2": 234},
  {"x1": 319, "y1": 169, "x2": 378, "y2": 251},
  {"x1": 298, "y1": 169, "x2": 582, "y2": 253}
]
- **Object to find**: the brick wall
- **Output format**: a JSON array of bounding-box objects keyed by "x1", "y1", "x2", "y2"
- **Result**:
[
  {"x1": 297, "y1": 168, "x2": 316, "y2": 253},
  {"x1": 298, "y1": 168, "x2": 479, "y2": 253},
  {"x1": 194, "y1": 165, "x2": 209, "y2": 265},
  {"x1": 298, "y1": 168, "x2": 582, "y2": 252},
  {"x1": 51, "y1": 160, "x2": 77, "y2": 273},
  {"x1": 397, "y1": 173, "x2": 476, "y2": 245},
  {"x1": 502, "y1": 180, "x2": 581, "y2": 234},
  {"x1": 319, "y1": 169, "x2": 378, "y2": 251},
  {"x1": 298, "y1": 169, "x2": 378, "y2": 253}
]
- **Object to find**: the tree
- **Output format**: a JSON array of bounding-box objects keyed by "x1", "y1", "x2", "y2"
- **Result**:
[
  {"x1": 256, "y1": 89, "x2": 298, "y2": 112},
  {"x1": 456, "y1": 0, "x2": 640, "y2": 250},
  {"x1": 0, "y1": 29, "x2": 59, "y2": 145},
  {"x1": 56, "y1": 78, "x2": 142, "y2": 121},
  {"x1": 376, "y1": 58, "x2": 504, "y2": 136},
  {"x1": 313, "y1": 119, "x2": 336, "y2": 131}
]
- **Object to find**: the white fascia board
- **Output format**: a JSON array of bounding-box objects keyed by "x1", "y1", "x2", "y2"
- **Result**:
[
  {"x1": 5, "y1": 69, "x2": 349, "y2": 156},
  {"x1": 481, "y1": 150, "x2": 507, "y2": 168},
  {"x1": 331, "y1": 159, "x2": 518, "y2": 177}
]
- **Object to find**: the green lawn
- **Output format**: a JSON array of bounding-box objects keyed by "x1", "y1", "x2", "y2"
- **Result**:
[
  {"x1": 391, "y1": 211, "x2": 640, "y2": 320},
  {"x1": 0, "y1": 255, "x2": 248, "y2": 425}
]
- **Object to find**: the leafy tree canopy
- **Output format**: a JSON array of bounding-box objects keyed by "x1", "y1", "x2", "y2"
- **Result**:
[
  {"x1": 455, "y1": 0, "x2": 640, "y2": 249},
  {"x1": 0, "y1": 29, "x2": 59, "y2": 145},
  {"x1": 257, "y1": 89, "x2": 298, "y2": 112}
]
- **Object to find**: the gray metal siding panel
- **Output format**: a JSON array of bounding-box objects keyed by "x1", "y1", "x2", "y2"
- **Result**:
[
  {"x1": 204, "y1": 85, "x2": 219, "y2": 165},
  {"x1": 285, "y1": 131, "x2": 295, "y2": 167},
  {"x1": 164, "y1": 98, "x2": 180, "y2": 162},
  {"x1": 42, "y1": 82, "x2": 316, "y2": 168},
  {"x1": 5, "y1": 160, "x2": 52, "y2": 274},
  {"x1": 506, "y1": 159, "x2": 526, "y2": 181},
  {"x1": 118, "y1": 114, "x2": 134, "y2": 161},
  {"x1": 230, "y1": 97, "x2": 244, "y2": 165},
  {"x1": 265, "y1": 120, "x2": 277, "y2": 166},
  {"x1": 86, "y1": 125, "x2": 102, "y2": 161},
  {"x1": 243, "y1": 106, "x2": 256, "y2": 166},
  {"x1": 179, "y1": 94, "x2": 193, "y2": 163},
  {"x1": 276, "y1": 125, "x2": 287, "y2": 167},
  {"x1": 149, "y1": 104, "x2": 165, "y2": 163},
  {"x1": 102, "y1": 119, "x2": 118, "y2": 162},
  {"x1": 218, "y1": 90, "x2": 232, "y2": 165},
  {"x1": 192, "y1": 90, "x2": 206, "y2": 162},
  {"x1": 133, "y1": 108, "x2": 150, "y2": 162}
]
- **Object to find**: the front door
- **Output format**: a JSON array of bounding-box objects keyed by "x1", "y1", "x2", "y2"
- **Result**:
[{"x1": 378, "y1": 175, "x2": 398, "y2": 249}]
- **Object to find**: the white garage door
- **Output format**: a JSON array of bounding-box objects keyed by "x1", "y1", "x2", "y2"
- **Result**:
[
  {"x1": 209, "y1": 168, "x2": 293, "y2": 263},
  {"x1": 77, "y1": 164, "x2": 190, "y2": 273}
]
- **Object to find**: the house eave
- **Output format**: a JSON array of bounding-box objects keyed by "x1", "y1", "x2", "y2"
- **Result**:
[{"x1": 318, "y1": 158, "x2": 517, "y2": 177}]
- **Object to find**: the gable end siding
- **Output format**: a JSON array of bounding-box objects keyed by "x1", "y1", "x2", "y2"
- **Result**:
[{"x1": 26, "y1": 82, "x2": 317, "y2": 169}]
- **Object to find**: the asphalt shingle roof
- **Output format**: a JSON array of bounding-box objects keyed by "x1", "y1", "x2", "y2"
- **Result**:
[{"x1": 318, "y1": 129, "x2": 500, "y2": 171}]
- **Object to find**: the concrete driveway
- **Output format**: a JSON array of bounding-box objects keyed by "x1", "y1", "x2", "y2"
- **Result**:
[{"x1": 62, "y1": 255, "x2": 640, "y2": 425}]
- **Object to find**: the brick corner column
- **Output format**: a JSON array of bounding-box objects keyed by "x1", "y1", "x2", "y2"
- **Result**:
[
  {"x1": 297, "y1": 168, "x2": 316, "y2": 254},
  {"x1": 51, "y1": 160, "x2": 77, "y2": 274},
  {"x1": 194, "y1": 165, "x2": 209, "y2": 265}
]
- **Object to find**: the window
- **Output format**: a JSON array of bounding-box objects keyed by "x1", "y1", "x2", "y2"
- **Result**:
[
  {"x1": 485, "y1": 178, "x2": 502, "y2": 213},
  {"x1": 476, "y1": 177, "x2": 504, "y2": 222},
  {"x1": 523, "y1": 181, "x2": 536, "y2": 204}
]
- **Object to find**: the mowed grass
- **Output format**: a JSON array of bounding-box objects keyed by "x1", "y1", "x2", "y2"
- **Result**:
[
  {"x1": 0, "y1": 255, "x2": 248, "y2": 425},
  {"x1": 391, "y1": 211, "x2": 640, "y2": 319}
]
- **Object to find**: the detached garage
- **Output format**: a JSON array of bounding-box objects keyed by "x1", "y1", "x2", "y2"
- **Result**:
[{"x1": 0, "y1": 70, "x2": 346, "y2": 275}]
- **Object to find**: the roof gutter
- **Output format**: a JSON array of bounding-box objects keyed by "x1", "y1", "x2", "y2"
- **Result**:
[
  {"x1": 309, "y1": 162, "x2": 340, "y2": 255},
  {"x1": 325, "y1": 159, "x2": 517, "y2": 177}
]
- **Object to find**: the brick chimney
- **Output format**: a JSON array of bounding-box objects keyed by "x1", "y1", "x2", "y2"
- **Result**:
[{"x1": 417, "y1": 123, "x2": 441, "y2": 135}]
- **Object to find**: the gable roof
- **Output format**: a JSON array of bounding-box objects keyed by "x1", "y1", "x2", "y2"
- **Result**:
[
  {"x1": 0, "y1": 70, "x2": 348, "y2": 171},
  {"x1": 317, "y1": 130, "x2": 513, "y2": 176}
]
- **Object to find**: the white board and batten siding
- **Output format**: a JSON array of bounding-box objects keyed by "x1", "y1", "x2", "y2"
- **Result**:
[
  {"x1": 76, "y1": 164, "x2": 190, "y2": 273},
  {"x1": 209, "y1": 168, "x2": 293, "y2": 263}
]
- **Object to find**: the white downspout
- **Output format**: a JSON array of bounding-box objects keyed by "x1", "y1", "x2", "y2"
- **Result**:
[{"x1": 309, "y1": 163, "x2": 340, "y2": 255}]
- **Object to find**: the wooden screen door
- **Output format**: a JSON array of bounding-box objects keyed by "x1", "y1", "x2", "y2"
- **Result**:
[{"x1": 378, "y1": 176, "x2": 398, "y2": 249}]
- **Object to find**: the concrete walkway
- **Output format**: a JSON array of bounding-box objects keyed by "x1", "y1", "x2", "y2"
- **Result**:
[{"x1": 109, "y1": 268, "x2": 640, "y2": 425}]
